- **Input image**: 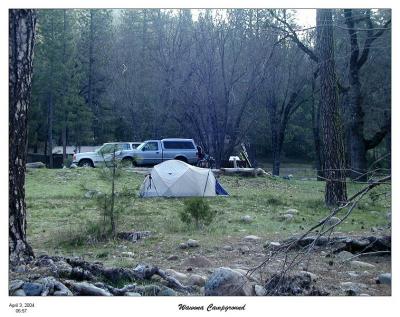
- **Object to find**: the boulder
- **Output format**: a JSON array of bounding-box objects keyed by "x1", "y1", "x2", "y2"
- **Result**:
[
  {"x1": 243, "y1": 235, "x2": 261, "y2": 242},
  {"x1": 70, "y1": 282, "x2": 112, "y2": 296},
  {"x1": 254, "y1": 284, "x2": 267, "y2": 296},
  {"x1": 347, "y1": 271, "x2": 359, "y2": 278},
  {"x1": 187, "y1": 239, "x2": 200, "y2": 247},
  {"x1": 13, "y1": 289, "x2": 26, "y2": 296},
  {"x1": 9, "y1": 280, "x2": 25, "y2": 294},
  {"x1": 223, "y1": 245, "x2": 234, "y2": 251},
  {"x1": 179, "y1": 243, "x2": 188, "y2": 249},
  {"x1": 188, "y1": 274, "x2": 206, "y2": 287},
  {"x1": 337, "y1": 251, "x2": 353, "y2": 261},
  {"x1": 238, "y1": 245, "x2": 250, "y2": 254},
  {"x1": 299, "y1": 271, "x2": 318, "y2": 282},
  {"x1": 142, "y1": 285, "x2": 161, "y2": 296},
  {"x1": 125, "y1": 292, "x2": 141, "y2": 296},
  {"x1": 240, "y1": 215, "x2": 253, "y2": 224},
  {"x1": 167, "y1": 255, "x2": 178, "y2": 261},
  {"x1": 264, "y1": 241, "x2": 281, "y2": 250},
  {"x1": 350, "y1": 261, "x2": 375, "y2": 269},
  {"x1": 204, "y1": 267, "x2": 254, "y2": 296},
  {"x1": 165, "y1": 269, "x2": 188, "y2": 283},
  {"x1": 23, "y1": 282, "x2": 43, "y2": 296},
  {"x1": 84, "y1": 190, "x2": 102, "y2": 199},
  {"x1": 326, "y1": 217, "x2": 341, "y2": 227},
  {"x1": 377, "y1": 273, "x2": 391, "y2": 285},
  {"x1": 340, "y1": 282, "x2": 367, "y2": 296},
  {"x1": 281, "y1": 214, "x2": 294, "y2": 222},
  {"x1": 158, "y1": 287, "x2": 177, "y2": 296},
  {"x1": 183, "y1": 255, "x2": 213, "y2": 268},
  {"x1": 285, "y1": 209, "x2": 299, "y2": 215}
]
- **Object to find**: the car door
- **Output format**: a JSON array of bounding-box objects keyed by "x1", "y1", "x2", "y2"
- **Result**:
[{"x1": 140, "y1": 141, "x2": 162, "y2": 165}]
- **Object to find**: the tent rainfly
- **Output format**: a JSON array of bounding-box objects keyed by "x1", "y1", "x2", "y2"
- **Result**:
[{"x1": 139, "y1": 160, "x2": 228, "y2": 197}]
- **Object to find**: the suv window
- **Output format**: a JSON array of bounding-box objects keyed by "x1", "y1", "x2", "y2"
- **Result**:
[
  {"x1": 143, "y1": 142, "x2": 159, "y2": 151},
  {"x1": 163, "y1": 141, "x2": 195, "y2": 149},
  {"x1": 122, "y1": 143, "x2": 131, "y2": 150}
]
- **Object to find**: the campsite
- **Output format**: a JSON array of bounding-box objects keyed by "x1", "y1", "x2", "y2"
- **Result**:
[
  {"x1": 8, "y1": 7, "x2": 392, "y2": 303},
  {"x1": 13, "y1": 164, "x2": 389, "y2": 296}
]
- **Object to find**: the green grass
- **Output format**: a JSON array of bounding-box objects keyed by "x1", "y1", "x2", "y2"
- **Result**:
[{"x1": 25, "y1": 167, "x2": 391, "y2": 267}]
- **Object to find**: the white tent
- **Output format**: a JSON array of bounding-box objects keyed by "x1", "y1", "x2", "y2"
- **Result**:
[{"x1": 139, "y1": 160, "x2": 216, "y2": 197}]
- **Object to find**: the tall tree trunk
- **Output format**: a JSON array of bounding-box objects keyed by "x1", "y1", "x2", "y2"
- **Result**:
[
  {"x1": 316, "y1": 9, "x2": 347, "y2": 206},
  {"x1": 9, "y1": 9, "x2": 36, "y2": 266},
  {"x1": 311, "y1": 77, "x2": 323, "y2": 181},
  {"x1": 88, "y1": 10, "x2": 96, "y2": 142},
  {"x1": 344, "y1": 9, "x2": 391, "y2": 181},
  {"x1": 47, "y1": 14, "x2": 54, "y2": 168},
  {"x1": 62, "y1": 9, "x2": 68, "y2": 165}
]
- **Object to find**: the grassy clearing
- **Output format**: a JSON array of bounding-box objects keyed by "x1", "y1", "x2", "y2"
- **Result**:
[{"x1": 25, "y1": 167, "x2": 391, "y2": 268}]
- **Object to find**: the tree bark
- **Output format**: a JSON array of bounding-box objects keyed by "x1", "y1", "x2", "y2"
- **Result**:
[
  {"x1": 316, "y1": 9, "x2": 347, "y2": 206},
  {"x1": 9, "y1": 9, "x2": 37, "y2": 266},
  {"x1": 344, "y1": 9, "x2": 391, "y2": 181},
  {"x1": 311, "y1": 74, "x2": 324, "y2": 180}
]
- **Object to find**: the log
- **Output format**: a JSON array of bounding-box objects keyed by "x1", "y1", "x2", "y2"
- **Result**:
[
  {"x1": 32, "y1": 255, "x2": 192, "y2": 295},
  {"x1": 219, "y1": 168, "x2": 269, "y2": 177},
  {"x1": 279, "y1": 235, "x2": 391, "y2": 254}
]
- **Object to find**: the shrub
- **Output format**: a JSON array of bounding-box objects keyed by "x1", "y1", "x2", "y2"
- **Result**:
[{"x1": 179, "y1": 198, "x2": 216, "y2": 229}]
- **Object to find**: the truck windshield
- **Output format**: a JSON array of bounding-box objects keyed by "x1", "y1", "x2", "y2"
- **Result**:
[{"x1": 97, "y1": 144, "x2": 122, "y2": 154}]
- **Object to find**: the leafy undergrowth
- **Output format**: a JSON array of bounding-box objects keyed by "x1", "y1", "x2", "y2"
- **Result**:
[{"x1": 25, "y1": 167, "x2": 391, "y2": 275}]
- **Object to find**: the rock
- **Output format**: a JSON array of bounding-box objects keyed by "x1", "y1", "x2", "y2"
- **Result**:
[
  {"x1": 187, "y1": 239, "x2": 200, "y2": 247},
  {"x1": 53, "y1": 280, "x2": 72, "y2": 296},
  {"x1": 188, "y1": 274, "x2": 206, "y2": 287},
  {"x1": 264, "y1": 241, "x2": 281, "y2": 250},
  {"x1": 165, "y1": 269, "x2": 188, "y2": 283},
  {"x1": 54, "y1": 260, "x2": 73, "y2": 276},
  {"x1": 183, "y1": 255, "x2": 213, "y2": 268},
  {"x1": 326, "y1": 216, "x2": 341, "y2": 227},
  {"x1": 340, "y1": 282, "x2": 367, "y2": 296},
  {"x1": 84, "y1": 190, "x2": 101, "y2": 199},
  {"x1": 337, "y1": 251, "x2": 353, "y2": 261},
  {"x1": 204, "y1": 267, "x2": 254, "y2": 296},
  {"x1": 254, "y1": 284, "x2": 267, "y2": 296},
  {"x1": 26, "y1": 162, "x2": 46, "y2": 169},
  {"x1": 285, "y1": 209, "x2": 299, "y2": 215},
  {"x1": 350, "y1": 260, "x2": 375, "y2": 269},
  {"x1": 125, "y1": 292, "x2": 141, "y2": 296},
  {"x1": 9, "y1": 280, "x2": 25, "y2": 293},
  {"x1": 71, "y1": 282, "x2": 112, "y2": 296},
  {"x1": 223, "y1": 245, "x2": 234, "y2": 251},
  {"x1": 70, "y1": 163, "x2": 78, "y2": 169},
  {"x1": 23, "y1": 282, "x2": 43, "y2": 296},
  {"x1": 158, "y1": 287, "x2": 177, "y2": 296},
  {"x1": 167, "y1": 254, "x2": 178, "y2": 261},
  {"x1": 240, "y1": 215, "x2": 253, "y2": 223},
  {"x1": 281, "y1": 214, "x2": 294, "y2": 221},
  {"x1": 121, "y1": 251, "x2": 134, "y2": 258},
  {"x1": 377, "y1": 273, "x2": 391, "y2": 285},
  {"x1": 299, "y1": 271, "x2": 318, "y2": 282},
  {"x1": 239, "y1": 245, "x2": 250, "y2": 254},
  {"x1": 347, "y1": 271, "x2": 359, "y2": 278},
  {"x1": 179, "y1": 243, "x2": 188, "y2": 249},
  {"x1": 14, "y1": 265, "x2": 27, "y2": 273},
  {"x1": 142, "y1": 285, "x2": 161, "y2": 295},
  {"x1": 13, "y1": 289, "x2": 26, "y2": 296},
  {"x1": 243, "y1": 235, "x2": 261, "y2": 242}
]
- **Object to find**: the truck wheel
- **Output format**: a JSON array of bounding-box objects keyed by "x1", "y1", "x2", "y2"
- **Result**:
[
  {"x1": 175, "y1": 156, "x2": 188, "y2": 163},
  {"x1": 121, "y1": 157, "x2": 133, "y2": 167},
  {"x1": 78, "y1": 159, "x2": 94, "y2": 168}
]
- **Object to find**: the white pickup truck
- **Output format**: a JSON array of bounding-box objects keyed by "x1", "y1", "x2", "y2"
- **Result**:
[{"x1": 131, "y1": 138, "x2": 198, "y2": 166}]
